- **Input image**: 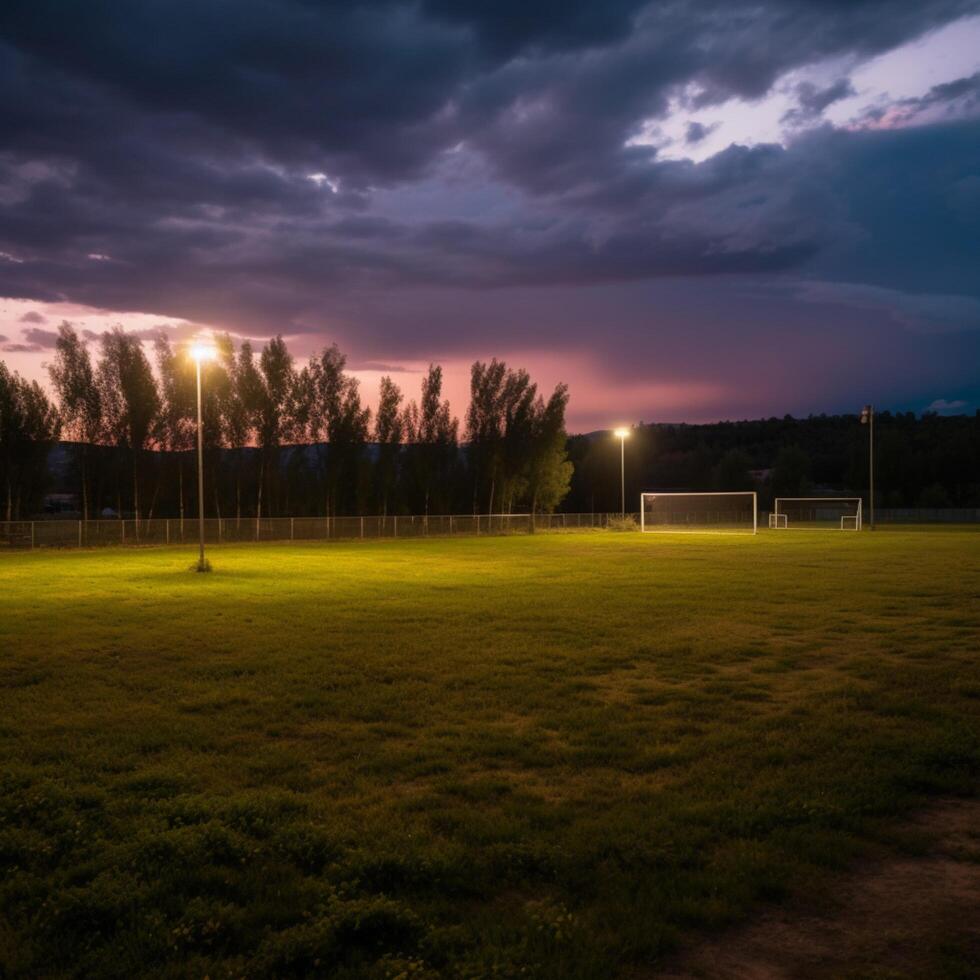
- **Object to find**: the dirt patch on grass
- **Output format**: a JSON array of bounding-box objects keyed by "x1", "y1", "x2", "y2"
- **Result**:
[{"x1": 655, "y1": 798, "x2": 980, "y2": 980}]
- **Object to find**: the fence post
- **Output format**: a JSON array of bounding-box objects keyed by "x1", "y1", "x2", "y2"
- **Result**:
[
  {"x1": 290, "y1": 517, "x2": 294, "y2": 541},
  {"x1": 78, "y1": 520, "x2": 82, "y2": 548},
  {"x1": 166, "y1": 519, "x2": 170, "y2": 545},
  {"x1": 449, "y1": 515, "x2": 453, "y2": 535},
  {"x1": 121, "y1": 520, "x2": 125, "y2": 544},
  {"x1": 31, "y1": 521, "x2": 35, "y2": 550},
  {"x1": 393, "y1": 515, "x2": 398, "y2": 538},
  {"x1": 360, "y1": 516, "x2": 364, "y2": 539}
]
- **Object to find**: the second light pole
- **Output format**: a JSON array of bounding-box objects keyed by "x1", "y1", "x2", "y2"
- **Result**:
[{"x1": 614, "y1": 427, "x2": 630, "y2": 518}]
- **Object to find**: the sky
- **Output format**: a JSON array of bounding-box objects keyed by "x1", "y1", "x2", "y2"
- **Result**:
[{"x1": 1, "y1": 0, "x2": 979, "y2": 432}]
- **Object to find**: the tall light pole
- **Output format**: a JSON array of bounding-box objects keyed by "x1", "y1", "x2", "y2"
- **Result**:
[
  {"x1": 614, "y1": 427, "x2": 630, "y2": 518},
  {"x1": 191, "y1": 342, "x2": 217, "y2": 570},
  {"x1": 860, "y1": 404, "x2": 874, "y2": 530}
]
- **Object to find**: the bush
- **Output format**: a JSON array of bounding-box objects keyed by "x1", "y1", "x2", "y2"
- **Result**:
[{"x1": 606, "y1": 515, "x2": 638, "y2": 531}]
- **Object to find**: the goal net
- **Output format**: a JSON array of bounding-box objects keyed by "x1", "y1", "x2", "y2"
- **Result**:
[
  {"x1": 770, "y1": 497, "x2": 863, "y2": 530},
  {"x1": 640, "y1": 492, "x2": 757, "y2": 534}
]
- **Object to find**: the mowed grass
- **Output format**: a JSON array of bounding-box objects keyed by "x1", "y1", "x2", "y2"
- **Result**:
[{"x1": 1, "y1": 529, "x2": 978, "y2": 978}]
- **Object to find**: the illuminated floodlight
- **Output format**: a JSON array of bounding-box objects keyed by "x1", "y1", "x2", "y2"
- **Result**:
[
  {"x1": 190, "y1": 341, "x2": 217, "y2": 363},
  {"x1": 612, "y1": 426, "x2": 630, "y2": 516}
]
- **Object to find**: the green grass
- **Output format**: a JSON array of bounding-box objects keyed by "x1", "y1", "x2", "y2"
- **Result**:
[{"x1": 1, "y1": 529, "x2": 978, "y2": 978}]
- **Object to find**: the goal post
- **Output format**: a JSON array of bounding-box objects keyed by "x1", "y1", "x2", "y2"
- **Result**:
[
  {"x1": 640, "y1": 492, "x2": 757, "y2": 534},
  {"x1": 771, "y1": 497, "x2": 863, "y2": 531}
]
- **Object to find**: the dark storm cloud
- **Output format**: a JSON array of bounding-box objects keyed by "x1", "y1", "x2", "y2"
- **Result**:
[
  {"x1": 803, "y1": 121, "x2": 980, "y2": 299},
  {"x1": 419, "y1": 0, "x2": 649, "y2": 57},
  {"x1": 922, "y1": 71, "x2": 980, "y2": 109},
  {"x1": 0, "y1": 119, "x2": 977, "y2": 338},
  {"x1": 857, "y1": 70, "x2": 980, "y2": 127},
  {"x1": 19, "y1": 310, "x2": 46, "y2": 323},
  {"x1": 685, "y1": 121, "x2": 719, "y2": 144},
  {"x1": 781, "y1": 78, "x2": 856, "y2": 127},
  {"x1": 2, "y1": 0, "x2": 972, "y2": 181},
  {"x1": 0, "y1": 0, "x2": 978, "y2": 349}
]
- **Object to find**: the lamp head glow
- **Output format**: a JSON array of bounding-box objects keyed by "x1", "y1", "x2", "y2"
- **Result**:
[
  {"x1": 613, "y1": 427, "x2": 630, "y2": 439},
  {"x1": 190, "y1": 341, "x2": 217, "y2": 363}
]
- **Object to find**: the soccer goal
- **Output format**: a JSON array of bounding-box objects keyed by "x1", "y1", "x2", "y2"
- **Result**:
[
  {"x1": 770, "y1": 497, "x2": 863, "y2": 530},
  {"x1": 640, "y1": 492, "x2": 758, "y2": 534}
]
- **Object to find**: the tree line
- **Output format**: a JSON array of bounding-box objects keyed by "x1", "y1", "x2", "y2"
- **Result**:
[
  {"x1": 0, "y1": 326, "x2": 573, "y2": 522},
  {"x1": 565, "y1": 412, "x2": 980, "y2": 512}
]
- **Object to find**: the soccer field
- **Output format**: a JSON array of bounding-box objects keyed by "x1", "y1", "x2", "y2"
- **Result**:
[{"x1": 1, "y1": 530, "x2": 978, "y2": 978}]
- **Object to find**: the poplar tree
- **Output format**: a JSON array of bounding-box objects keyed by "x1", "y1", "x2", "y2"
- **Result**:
[
  {"x1": 96, "y1": 328, "x2": 160, "y2": 526},
  {"x1": 219, "y1": 335, "x2": 257, "y2": 524},
  {"x1": 48, "y1": 323, "x2": 102, "y2": 519},
  {"x1": 526, "y1": 383, "x2": 572, "y2": 515},
  {"x1": 466, "y1": 359, "x2": 507, "y2": 513},
  {"x1": 374, "y1": 375, "x2": 403, "y2": 518},
  {"x1": 254, "y1": 336, "x2": 294, "y2": 519},
  {"x1": 403, "y1": 365, "x2": 457, "y2": 515},
  {"x1": 154, "y1": 335, "x2": 195, "y2": 526},
  {"x1": 0, "y1": 364, "x2": 60, "y2": 520},
  {"x1": 307, "y1": 345, "x2": 370, "y2": 516}
]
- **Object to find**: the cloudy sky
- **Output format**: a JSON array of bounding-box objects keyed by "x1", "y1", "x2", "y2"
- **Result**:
[{"x1": 1, "y1": 0, "x2": 978, "y2": 430}]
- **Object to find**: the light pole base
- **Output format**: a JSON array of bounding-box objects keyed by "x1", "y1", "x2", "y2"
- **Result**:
[{"x1": 193, "y1": 558, "x2": 213, "y2": 573}]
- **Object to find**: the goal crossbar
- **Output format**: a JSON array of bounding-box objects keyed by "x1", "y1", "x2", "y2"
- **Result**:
[
  {"x1": 772, "y1": 497, "x2": 863, "y2": 531},
  {"x1": 641, "y1": 491, "x2": 758, "y2": 535}
]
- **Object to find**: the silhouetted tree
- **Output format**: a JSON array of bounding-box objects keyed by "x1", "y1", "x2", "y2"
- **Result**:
[
  {"x1": 403, "y1": 365, "x2": 457, "y2": 515},
  {"x1": 304, "y1": 345, "x2": 370, "y2": 515},
  {"x1": 96, "y1": 328, "x2": 160, "y2": 525},
  {"x1": 526, "y1": 383, "x2": 572, "y2": 514},
  {"x1": 714, "y1": 449, "x2": 753, "y2": 491},
  {"x1": 771, "y1": 445, "x2": 812, "y2": 498},
  {"x1": 219, "y1": 335, "x2": 258, "y2": 524},
  {"x1": 466, "y1": 359, "x2": 508, "y2": 513},
  {"x1": 0, "y1": 363, "x2": 60, "y2": 519},
  {"x1": 254, "y1": 336, "x2": 294, "y2": 519},
  {"x1": 375, "y1": 375, "x2": 403, "y2": 517},
  {"x1": 154, "y1": 335, "x2": 195, "y2": 526},
  {"x1": 48, "y1": 323, "x2": 101, "y2": 519}
]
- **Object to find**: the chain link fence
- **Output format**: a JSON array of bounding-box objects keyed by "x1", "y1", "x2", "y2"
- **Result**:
[
  {"x1": 0, "y1": 512, "x2": 636, "y2": 550},
  {"x1": 2, "y1": 507, "x2": 976, "y2": 550},
  {"x1": 873, "y1": 508, "x2": 980, "y2": 523}
]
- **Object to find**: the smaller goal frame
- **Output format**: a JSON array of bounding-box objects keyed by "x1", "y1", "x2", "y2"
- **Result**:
[
  {"x1": 772, "y1": 497, "x2": 863, "y2": 531},
  {"x1": 640, "y1": 491, "x2": 758, "y2": 535}
]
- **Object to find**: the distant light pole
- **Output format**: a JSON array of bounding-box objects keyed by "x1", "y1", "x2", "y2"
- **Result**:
[
  {"x1": 191, "y1": 342, "x2": 217, "y2": 570},
  {"x1": 860, "y1": 404, "x2": 874, "y2": 530},
  {"x1": 614, "y1": 427, "x2": 630, "y2": 518}
]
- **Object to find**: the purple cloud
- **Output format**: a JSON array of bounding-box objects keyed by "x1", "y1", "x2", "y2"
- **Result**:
[
  {"x1": 1, "y1": 342, "x2": 43, "y2": 353},
  {"x1": 0, "y1": 0, "x2": 977, "y2": 425},
  {"x1": 21, "y1": 325, "x2": 59, "y2": 348}
]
